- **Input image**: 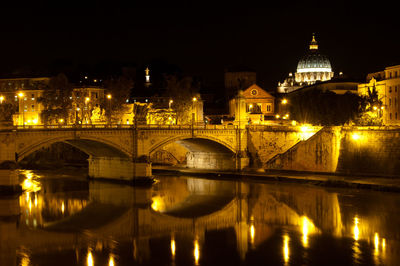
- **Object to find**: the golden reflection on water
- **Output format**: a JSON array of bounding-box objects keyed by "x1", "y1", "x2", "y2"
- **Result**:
[
  {"x1": 194, "y1": 239, "x2": 200, "y2": 265},
  {"x1": 109, "y1": 254, "x2": 115, "y2": 266},
  {"x1": 301, "y1": 216, "x2": 316, "y2": 248},
  {"x1": 18, "y1": 170, "x2": 88, "y2": 228},
  {"x1": 171, "y1": 237, "x2": 176, "y2": 258},
  {"x1": 87, "y1": 249, "x2": 94, "y2": 266},
  {"x1": 9, "y1": 173, "x2": 399, "y2": 265},
  {"x1": 151, "y1": 196, "x2": 165, "y2": 212},
  {"x1": 283, "y1": 233, "x2": 290, "y2": 265},
  {"x1": 353, "y1": 216, "x2": 360, "y2": 241},
  {"x1": 352, "y1": 216, "x2": 361, "y2": 263},
  {"x1": 20, "y1": 251, "x2": 30, "y2": 266},
  {"x1": 249, "y1": 225, "x2": 254, "y2": 245}
]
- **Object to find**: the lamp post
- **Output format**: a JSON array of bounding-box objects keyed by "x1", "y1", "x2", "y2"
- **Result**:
[
  {"x1": 85, "y1": 97, "x2": 90, "y2": 124},
  {"x1": 169, "y1": 99, "x2": 173, "y2": 125},
  {"x1": 0, "y1": 95, "x2": 4, "y2": 104},
  {"x1": 107, "y1": 94, "x2": 112, "y2": 125},
  {"x1": 18, "y1": 92, "x2": 25, "y2": 127},
  {"x1": 192, "y1": 97, "x2": 197, "y2": 128},
  {"x1": 76, "y1": 107, "x2": 80, "y2": 125}
]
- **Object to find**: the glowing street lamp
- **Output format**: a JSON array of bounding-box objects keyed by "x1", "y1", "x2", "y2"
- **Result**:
[
  {"x1": 192, "y1": 97, "x2": 197, "y2": 127},
  {"x1": 107, "y1": 94, "x2": 112, "y2": 124},
  {"x1": 18, "y1": 92, "x2": 25, "y2": 126},
  {"x1": 282, "y1": 98, "x2": 288, "y2": 104},
  {"x1": 0, "y1": 95, "x2": 4, "y2": 104},
  {"x1": 169, "y1": 99, "x2": 173, "y2": 109}
]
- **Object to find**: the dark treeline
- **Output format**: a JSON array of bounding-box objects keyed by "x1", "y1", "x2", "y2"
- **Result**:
[{"x1": 289, "y1": 89, "x2": 362, "y2": 125}]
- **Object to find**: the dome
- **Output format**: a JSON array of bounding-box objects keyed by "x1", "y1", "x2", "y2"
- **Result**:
[
  {"x1": 296, "y1": 34, "x2": 332, "y2": 73},
  {"x1": 297, "y1": 52, "x2": 332, "y2": 73}
]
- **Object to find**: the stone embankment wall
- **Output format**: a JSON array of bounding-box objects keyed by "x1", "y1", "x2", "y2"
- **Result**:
[
  {"x1": 337, "y1": 128, "x2": 400, "y2": 176},
  {"x1": 265, "y1": 127, "x2": 341, "y2": 173},
  {"x1": 265, "y1": 126, "x2": 400, "y2": 176},
  {"x1": 247, "y1": 126, "x2": 322, "y2": 168}
]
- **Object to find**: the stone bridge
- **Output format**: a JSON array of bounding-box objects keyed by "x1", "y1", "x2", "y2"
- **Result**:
[{"x1": 0, "y1": 125, "x2": 249, "y2": 183}]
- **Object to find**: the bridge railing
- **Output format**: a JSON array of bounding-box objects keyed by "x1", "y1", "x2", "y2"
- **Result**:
[{"x1": 9, "y1": 124, "x2": 240, "y2": 131}]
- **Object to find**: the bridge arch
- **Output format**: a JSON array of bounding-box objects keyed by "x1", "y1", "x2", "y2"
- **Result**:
[
  {"x1": 148, "y1": 135, "x2": 237, "y2": 170},
  {"x1": 149, "y1": 135, "x2": 237, "y2": 156},
  {"x1": 17, "y1": 136, "x2": 131, "y2": 162}
]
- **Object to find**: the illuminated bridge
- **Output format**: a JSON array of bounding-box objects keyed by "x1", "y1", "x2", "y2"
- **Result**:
[{"x1": 0, "y1": 125, "x2": 249, "y2": 181}]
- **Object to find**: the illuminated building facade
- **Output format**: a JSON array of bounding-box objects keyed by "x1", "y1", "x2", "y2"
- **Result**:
[
  {"x1": 72, "y1": 86, "x2": 106, "y2": 124},
  {"x1": 358, "y1": 65, "x2": 400, "y2": 125},
  {"x1": 229, "y1": 84, "x2": 275, "y2": 124},
  {"x1": 0, "y1": 77, "x2": 50, "y2": 125},
  {"x1": 278, "y1": 34, "x2": 334, "y2": 93}
]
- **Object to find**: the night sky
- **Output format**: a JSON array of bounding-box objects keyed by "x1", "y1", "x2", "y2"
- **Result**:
[{"x1": 2, "y1": 2, "x2": 400, "y2": 90}]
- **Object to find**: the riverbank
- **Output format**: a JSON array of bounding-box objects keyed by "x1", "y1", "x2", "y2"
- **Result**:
[{"x1": 152, "y1": 166, "x2": 400, "y2": 193}]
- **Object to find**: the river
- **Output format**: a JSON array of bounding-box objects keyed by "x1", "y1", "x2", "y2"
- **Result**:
[{"x1": 1, "y1": 169, "x2": 399, "y2": 265}]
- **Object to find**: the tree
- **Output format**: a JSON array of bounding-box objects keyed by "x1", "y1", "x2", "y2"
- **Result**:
[
  {"x1": 0, "y1": 101, "x2": 17, "y2": 123},
  {"x1": 163, "y1": 75, "x2": 199, "y2": 125},
  {"x1": 102, "y1": 76, "x2": 133, "y2": 124},
  {"x1": 38, "y1": 73, "x2": 73, "y2": 125},
  {"x1": 289, "y1": 89, "x2": 362, "y2": 125},
  {"x1": 356, "y1": 85, "x2": 383, "y2": 126}
]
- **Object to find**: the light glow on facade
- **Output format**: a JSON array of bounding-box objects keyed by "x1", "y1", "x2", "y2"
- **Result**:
[{"x1": 297, "y1": 67, "x2": 332, "y2": 73}]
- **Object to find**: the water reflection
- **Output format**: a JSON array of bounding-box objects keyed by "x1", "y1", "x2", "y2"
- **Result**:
[
  {"x1": 1, "y1": 170, "x2": 398, "y2": 265},
  {"x1": 86, "y1": 249, "x2": 93, "y2": 266},
  {"x1": 194, "y1": 238, "x2": 200, "y2": 265},
  {"x1": 282, "y1": 233, "x2": 290, "y2": 265},
  {"x1": 170, "y1": 236, "x2": 176, "y2": 258},
  {"x1": 108, "y1": 254, "x2": 115, "y2": 266}
]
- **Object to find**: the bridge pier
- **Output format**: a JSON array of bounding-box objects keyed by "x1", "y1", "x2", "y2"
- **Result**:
[{"x1": 88, "y1": 156, "x2": 152, "y2": 181}]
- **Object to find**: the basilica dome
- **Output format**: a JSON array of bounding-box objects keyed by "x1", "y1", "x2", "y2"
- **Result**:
[
  {"x1": 294, "y1": 34, "x2": 334, "y2": 84},
  {"x1": 297, "y1": 52, "x2": 332, "y2": 73}
]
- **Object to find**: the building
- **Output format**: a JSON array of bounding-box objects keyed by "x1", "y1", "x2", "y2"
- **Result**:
[
  {"x1": 278, "y1": 34, "x2": 334, "y2": 94},
  {"x1": 224, "y1": 66, "x2": 257, "y2": 99},
  {"x1": 0, "y1": 77, "x2": 50, "y2": 126},
  {"x1": 72, "y1": 86, "x2": 106, "y2": 124},
  {"x1": 229, "y1": 84, "x2": 275, "y2": 124},
  {"x1": 358, "y1": 65, "x2": 400, "y2": 125}
]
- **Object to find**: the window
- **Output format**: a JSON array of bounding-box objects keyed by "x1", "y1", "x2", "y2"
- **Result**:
[
  {"x1": 389, "y1": 98, "x2": 392, "y2": 106},
  {"x1": 390, "y1": 113, "x2": 392, "y2": 120},
  {"x1": 266, "y1": 104, "x2": 271, "y2": 112},
  {"x1": 389, "y1": 86, "x2": 392, "y2": 93}
]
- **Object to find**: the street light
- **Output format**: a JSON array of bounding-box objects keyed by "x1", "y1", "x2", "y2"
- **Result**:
[
  {"x1": 18, "y1": 92, "x2": 25, "y2": 126},
  {"x1": 107, "y1": 94, "x2": 112, "y2": 125},
  {"x1": 192, "y1": 97, "x2": 197, "y2": 127},
  {"x1": 169, "y1": 99, "x2": 173, "y2": 109},
  {"x1": 0, "y1": 95, "x2": 4, "y2": 104},
  {"x1": 84, "y1": 97, "x2": 90, "y2": 124}
]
